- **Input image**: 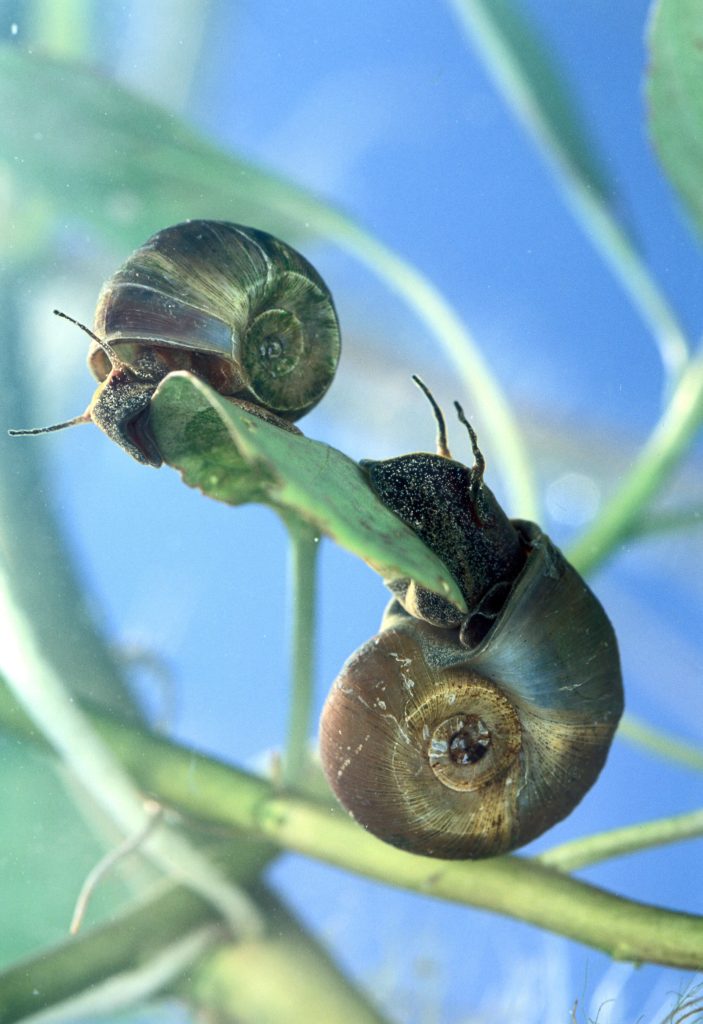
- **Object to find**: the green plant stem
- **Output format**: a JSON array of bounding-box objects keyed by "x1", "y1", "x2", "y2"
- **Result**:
[
  {"x1": 183, "y1": 884, "x2": 390, "y2": 1024},
  {"x1": 450, "y1": 0, "x2": 690, "y2": 382},
  {"x1": 618, "y1": 714, "x2": 703, "y2": 773},
  {"x1": 0, "y1": 869, "x2": 389, "y2": 1024},
  {"x1": 568, "y1": 346, "x2": 703, "y2": 575},
  {"x1": 8, "y1": 926, "x2": 221, "y2": 1024},
  {"x1": 538, "y1": 808, "x2": 703, "y2": 873},
  {"x1": 0, "y1": 587, "x2": 263, "y2": 940},
  {"x1": 0, "y1": 869, "x2": 228, "y2": 1024},
  {"x1": 283, "y1": 519, "x2": 320, "y2": 788},
  {"x1": 2, "y1": 689, "x2": 701, "y2": 970},
  {"x1": 624, "y1": 505, "x2": 703, "y2": 540}
]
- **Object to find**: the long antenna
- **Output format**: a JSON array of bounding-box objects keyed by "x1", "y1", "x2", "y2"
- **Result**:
[
  {"x1": 9, "y1": 412, "x2": 91, "y2": 437},
  {"x1": 7, "y1": 308, "x2": 109, "y2": 440},
  {"x1": 454, "y1": 400, "x2": 485, "y2": 483},
  {"x1": 412, "y1": 375, "x2": 451, "y2": 458},
  {"x1": 53, "y1": 308, "x2": 123, "y2": 367}
]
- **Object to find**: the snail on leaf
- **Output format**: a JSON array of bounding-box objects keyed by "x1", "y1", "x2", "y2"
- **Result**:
[
  {"x1": 11, "y1": 221, "x2": 341, "y2": 466},
  {"x1": 320, "y1": 381, "x2": 623, "y2": 859}
]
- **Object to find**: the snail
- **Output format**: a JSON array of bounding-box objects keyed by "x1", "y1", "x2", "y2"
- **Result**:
[
  {"x1": 10, "y1": 221, "x2": 341, "y2": 466},
  {"x1": 320, "y1": 381, "x2": 623, "y2": 859}
]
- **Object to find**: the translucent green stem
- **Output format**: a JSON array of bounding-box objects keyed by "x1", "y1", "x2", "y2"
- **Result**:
[
  {"x1": 0, "y1": 270, "x2": 142, "y2": 721},
  {"x1": 538, "y1": 808, "x2": 703, "y2": 872},
  {"x1": 0, "y1": 587, "x2": 263, "y2": 939},
  {"x1": 186, "y1": 884, "x2": 390, "y2": 1024},
  {"x1": 620, "y1": 506, "x2": 703, "y2": 541},
  {"x1": 30, "y1": 0, "x2": 93, "y2": 58},
  {"x1": 283, "y1": 519, "x2": 320, "y2": 788},
  {"x1": 618, "y1": 714, "x2": 703, "y2": 773},
  {"x1": 450, "y1": 0, "x2": 690, "y2": 381},
  {"x1": 568, "y1": 347, "x2": 703, "y2": 575}
]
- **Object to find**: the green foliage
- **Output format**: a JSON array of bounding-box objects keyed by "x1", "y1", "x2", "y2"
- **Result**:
[
  {"x1": 1, "y1": 1, "x2": 703, "y2": 1021},
  {"x1": 648, "y1": 0, "x2": 703, "y2": 239},
  {"x1": 0, "y1": 47, "x2": 321, "y2": 252}
]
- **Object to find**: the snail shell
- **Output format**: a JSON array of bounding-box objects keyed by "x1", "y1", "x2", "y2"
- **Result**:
[
  {"x1": 320, "y1": 521, "x2": 623, "y2": 859},
  {"x1": 88, "y1": 220, "x2": 341, "y2": 464}
]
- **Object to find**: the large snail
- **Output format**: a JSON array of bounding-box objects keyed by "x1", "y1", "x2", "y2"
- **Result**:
[
  {"x1": 11, "y1": 221, "x2": 341, "y2": 466},
  {"x1": 320, "y1": 381, "x2": 623, "y2": 859}
]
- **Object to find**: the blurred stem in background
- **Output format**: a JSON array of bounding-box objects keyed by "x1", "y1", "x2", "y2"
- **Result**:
[
  {"x1": 0, "y1": 269, "x2": 142, "y2": 720},
  {"x1": 450, "y1": 0, "x2": 690, "y2": 384},
  {"x1": 183, "y1": 884, "x2": 389, "y2": 1024},
  {"x1": 29, "y1": 0, "x2": 92, "y2": 59},
  {"x1": 0, "y1": 560, "x2": 265, "y2": 937},
  {"x1": 0, "y1": 858, "x2": 390, "y2": 1024},
  {"x1": 568, "y1": 345, "x2": 703, "y2": 575},
  {"x1": 618, "y1": 714, "x2": 703, "y2": 773}
]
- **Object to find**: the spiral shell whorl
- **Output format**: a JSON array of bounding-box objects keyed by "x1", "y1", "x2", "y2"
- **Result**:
[
  {"x1": 92, "y1": 221, "x2": 341, "y2": 418},
  {"x1": 320, "y1": 524, "x2": 623, "y2": 859}
]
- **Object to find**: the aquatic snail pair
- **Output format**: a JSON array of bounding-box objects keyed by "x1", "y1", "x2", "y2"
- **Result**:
[{"x1": 12, "y1": 220, "x2": 623, "y2": 859}]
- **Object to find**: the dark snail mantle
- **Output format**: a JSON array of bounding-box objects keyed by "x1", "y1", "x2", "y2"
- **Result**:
[{"x1": 320, "y1": 392, "x2": 623, "y2": 859}]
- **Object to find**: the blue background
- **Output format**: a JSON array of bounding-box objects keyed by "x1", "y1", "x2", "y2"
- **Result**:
[{"x1": 11, "y1": 1, "x2": 703, "y2": 1020}]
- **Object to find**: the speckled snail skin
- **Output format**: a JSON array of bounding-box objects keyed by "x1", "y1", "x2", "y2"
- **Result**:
[
  {"x1": 320, "y1": 384, "x2": 623, "y2": 859},
  {"x1": 11, "y1": 221, "x2": 341, "y2": 466}
]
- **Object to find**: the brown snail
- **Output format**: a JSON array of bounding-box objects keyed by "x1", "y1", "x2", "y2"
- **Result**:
[
  {"x1": 11, "y1": 221, "x2": 341, "y2": 466},
  {"x1": 320, "y1": 381, "x2": 623, "y2": 859}
]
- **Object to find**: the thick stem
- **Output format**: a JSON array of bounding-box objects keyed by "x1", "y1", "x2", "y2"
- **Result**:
[
  {"x1": 183, "y1": 884, "x2": 390, "y2": 1024},
  {"x1": 0, "y1": 588, "x2": 262, "y2": 939},
  {"x1": 0, "y1": 852, "x2": 389, "y2": 1024},
  {"x1": 3, "y1": 687, "x2": 701, "y2": 971},
  {"x1": 283, "y1": 519, "x2": 320, "y2": 788}
]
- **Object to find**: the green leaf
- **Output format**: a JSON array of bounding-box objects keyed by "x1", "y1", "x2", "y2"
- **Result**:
[
  {"x1": 647, "y1": 0, "x2": 703, "y2": 238},
  {"x1": 150, "y1": 373, "x2": 467, "y2": 611}
]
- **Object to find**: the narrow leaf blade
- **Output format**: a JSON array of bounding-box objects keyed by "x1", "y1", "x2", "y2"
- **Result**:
[
  {"x1": 150, "y1": 373, "x2": 467, "y2": 611},
  {"x1": 647, "y1": 0, "x2": 703, "y2": 237}
]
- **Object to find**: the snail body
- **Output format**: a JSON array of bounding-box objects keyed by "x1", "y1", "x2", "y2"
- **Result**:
[
  {"x1": 11, "y1": 221, "x2": 341, "y2": 466},
  {"x1": 320, "y1": 385, "x2": 623, "y2": 859}
]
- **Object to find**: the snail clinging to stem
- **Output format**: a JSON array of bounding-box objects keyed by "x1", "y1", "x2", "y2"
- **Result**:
[
  {"x1": 11, "y1": 221, "x2": 341, "y2": 466},
  {"x1": 320, "y1": 380, "x2": 623, "y2": 859}
]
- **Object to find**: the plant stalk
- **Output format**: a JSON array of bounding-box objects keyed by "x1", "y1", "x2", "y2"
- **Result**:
[
  {"x1": 283, "y1": 518, "x2": 320, "y2": 788},
  {"x1": 3, "y1": 686, "x2": 701, "y2": 971},
  {"x1": 568, "y1": 346, "x2": 703, "y2": 575},
  {"x1": 538, "y1": 808, "x2": 703, "y2": 872}
]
